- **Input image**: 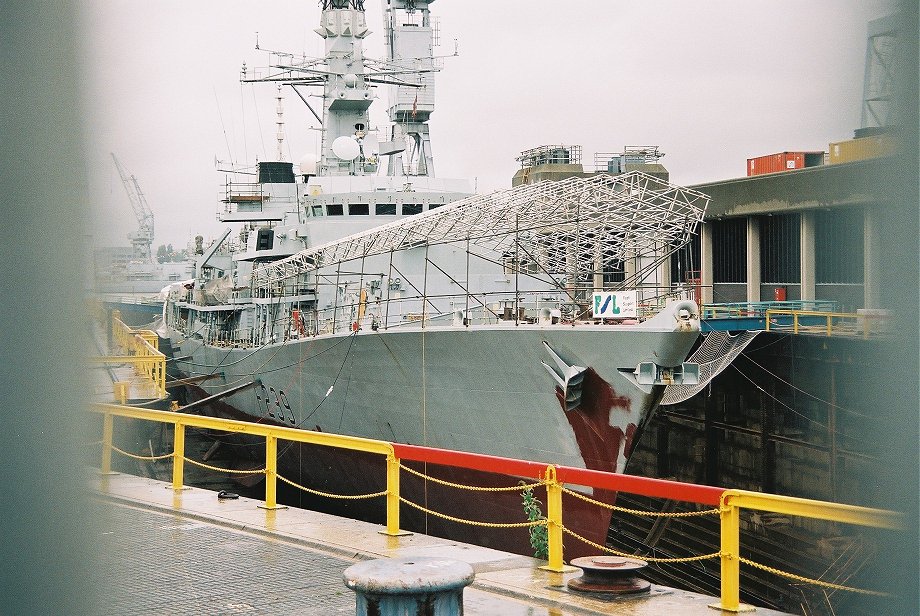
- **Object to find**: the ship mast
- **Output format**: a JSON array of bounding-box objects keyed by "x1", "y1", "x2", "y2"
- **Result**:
[
  {"x1": 383, "y1": 0, "x2": 438, "y2": 177},
  {"x1": 240, "y1": 0, "x2": 443, "y2": 179}
]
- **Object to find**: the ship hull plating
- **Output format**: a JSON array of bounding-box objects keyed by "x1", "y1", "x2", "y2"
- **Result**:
[{"x1": 169, "y1": 323, "x2": 699, "y2": 559}]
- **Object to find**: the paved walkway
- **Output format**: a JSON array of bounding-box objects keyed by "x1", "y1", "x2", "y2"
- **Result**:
[{"x1": 92, "y1": 473, "x2": 791, "y2": 615}]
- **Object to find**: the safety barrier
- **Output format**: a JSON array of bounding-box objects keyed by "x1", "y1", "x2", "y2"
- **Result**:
[
  {"x1": 91, "y1": 403, "x2": 903, "y2": 612},
  {"x1": 703, "y1": 300, "x2": 838, "y2": 320},
  {"x1": 765, "y1": 308, "x2": 890, "y2": 339},
  {"x1": 91, "y1": 311, "x2": 167, "y2": 399}
]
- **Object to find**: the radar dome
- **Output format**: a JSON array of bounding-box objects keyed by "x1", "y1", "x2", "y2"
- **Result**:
[{"x1": 331, "y1": 136, "x2": 360, "y2": 161}]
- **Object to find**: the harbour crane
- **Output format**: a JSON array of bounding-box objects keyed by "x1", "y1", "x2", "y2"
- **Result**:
[{"x1": 111, "y1": 153, "x2": 155, "y2": 263}]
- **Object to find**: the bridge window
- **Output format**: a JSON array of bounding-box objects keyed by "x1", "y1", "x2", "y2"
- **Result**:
[
  {"x1": 349, "y1": 203, "x2": 369, "y2": 215},
  {"x1": 402, "y1": 204, "x2": 422, "y2": 215},
  {"x1": 327, "y1": 204, "x2": 343, "y2": 216},
  {"x1": 376, "y1": 203, "x2": 397, "y2": 215}
]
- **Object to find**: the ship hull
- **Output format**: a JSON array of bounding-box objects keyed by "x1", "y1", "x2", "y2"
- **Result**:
[{"x1": 168, "y1": 323, "x2": 699, "y2": 559}]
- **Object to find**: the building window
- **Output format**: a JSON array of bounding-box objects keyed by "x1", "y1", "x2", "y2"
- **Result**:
[
  {"x1": 376, "y1": 203, "x2": 396, "y2": 215},
  {"x1": 402, "y1": 203, "x2": 422, "y2": 215},
  {"x1": 712, "y1": 218, "x2": 747, "y2": 283},
  {"x1": 760, "y1": 214, "x2": 801, "y2": 283},
  {"x1": 603, "y1": 259, "x2": 625, "y2": 284},
  {"x1": 326, "y1": 204, "x2": 344, "y2": 216},
  {"x1": 349, "y1": 203, "x2": 369, "y2": 215},
  {"x1": 816, "y1": 209, "x2": 864, "y2": 283}
]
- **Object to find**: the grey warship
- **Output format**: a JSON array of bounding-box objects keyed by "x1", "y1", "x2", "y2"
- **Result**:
[{"x1": 162, "y1": 0, "x2": 709, "y2": 558}]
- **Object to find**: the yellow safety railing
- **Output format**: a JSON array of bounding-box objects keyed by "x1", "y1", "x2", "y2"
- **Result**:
[
  {"x1": 92, "y1": 311, "x2": 167, "y2": 398},
  {"x1": 715, "y1": 489, "x2": 903, "y2": 612},
  {"x1": 91, "y1": 403, "x2": 402, "y2": 536},
  {"x1": 92, "y1": 403, "x2": 904, "y2": 610},
  {"x1": 765, "y1": 309, "x2": 888, "y2": 339}
]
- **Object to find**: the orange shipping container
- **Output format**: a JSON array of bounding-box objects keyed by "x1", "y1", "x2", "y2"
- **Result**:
[{"x1": 746, "y1": 151, "x2": 825, "y2": 177}]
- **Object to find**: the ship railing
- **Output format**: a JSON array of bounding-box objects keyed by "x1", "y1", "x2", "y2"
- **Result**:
[
  {"x1": 764, "y1": 308, "x2": 891, "y2": 338},
  {"x1": 302, "y1": 287, "x2": 695, "y2": 338},
  {"x1": 92, "y1": 403, "x2": 903, "y2": 612},
  {"x1": 234, "y1": 286, "x2": 699, "y2": 345}
]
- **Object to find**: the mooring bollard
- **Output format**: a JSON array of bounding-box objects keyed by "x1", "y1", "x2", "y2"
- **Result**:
[{"x1": 343, "y1": 557, "x2": 474, "y2": 616}]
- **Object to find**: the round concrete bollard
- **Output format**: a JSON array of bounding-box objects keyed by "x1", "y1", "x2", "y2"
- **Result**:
[{"x1": 343, "y1": 557, "x2": 475, "y2": 616}]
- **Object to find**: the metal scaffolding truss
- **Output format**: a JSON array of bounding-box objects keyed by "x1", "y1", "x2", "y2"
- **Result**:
[{"x1": 250, "y1": 172, "x2": 709, "y2": 290}]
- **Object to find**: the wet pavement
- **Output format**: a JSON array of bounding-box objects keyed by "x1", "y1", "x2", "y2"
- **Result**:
[{"x1": 91, "y1": 472, "x2": 792, "y2": 615}]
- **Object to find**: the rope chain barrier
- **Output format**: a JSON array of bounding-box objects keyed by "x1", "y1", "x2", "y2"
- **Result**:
[
  {"x1": 277, "y1": 473, "x2": 387, "y2": 500},
  {"x1": 560, "y1": 485, "x2": 720, "y2": 518},
  {"x1": 110, "y1": 444, "x2": 175, "y2": 462},
  {"x1": 738, "y1": 556, "x2": 890, "y2": 597},
  {"x1": 560, "y1": 525, "x2": 721, "y2": 564},
  {"x1": 182, "y1": 456, "x2": 265, "y2": 475},
  {"x1": 399, "y1": 496, "x2": 547, "y2": 529},
  {"x1": 399, "y1": 462, "x2": 543, "y2": 492}
]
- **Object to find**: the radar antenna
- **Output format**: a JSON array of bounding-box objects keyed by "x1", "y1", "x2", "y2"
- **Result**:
[{"x1": 111, "y1": 153, "x2": 155, "y2": 263}]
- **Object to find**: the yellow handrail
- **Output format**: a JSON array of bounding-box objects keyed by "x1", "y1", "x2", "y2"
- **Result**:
[
  {"x1": 91, "y1": 403, "x2": 402, "y2": 535},
  {"x1": 92, "y1": 402, "x2": 904, "y2": 608},
  {"x1": 100, "y1": 311, "x2": 167, "y2": 398},
  {"x1": 765, "y1": 308, "x2": 889, "y2": 338},
  {"x1": 715, "y1": 489, "x2": 903, "y2": 612}
]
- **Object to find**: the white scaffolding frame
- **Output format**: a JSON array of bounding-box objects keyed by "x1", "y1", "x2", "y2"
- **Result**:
[{"x1": 250, "y1": 172, "x2": 709, "y2": 292}]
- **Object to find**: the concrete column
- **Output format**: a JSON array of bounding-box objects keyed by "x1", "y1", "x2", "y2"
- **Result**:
[
  {"x1": 700, "y1": 223, "x2": 714, "y2": 304},
  {"x1": 864, "y1": 207, "x2": 881, "y2": 308},
  {"x1": 660, "y1": 243, "x2": 672, "y2": 296},
  {"x1": 746, "y1": 217, "x2": 761, "y2": 303},
  {"x1": 800, "y1": 211, "x2": 816, "y2": 301},
  {"x1": 593, "y1": 244, "x2": 603, "y2": 292}
]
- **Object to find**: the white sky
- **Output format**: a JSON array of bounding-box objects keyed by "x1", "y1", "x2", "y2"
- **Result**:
[{"x1": 81, "y1": 0, "x2": 892, "y2": 250}]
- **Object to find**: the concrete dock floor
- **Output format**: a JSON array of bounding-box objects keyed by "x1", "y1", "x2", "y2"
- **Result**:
[{"x1": 91, "y1": 472, "x2": 791, "y2": 615}]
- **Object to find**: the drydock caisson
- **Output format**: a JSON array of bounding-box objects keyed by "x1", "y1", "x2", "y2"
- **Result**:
[{"x1": 162, "y1": 0, "x2": 710, "y2": 558}]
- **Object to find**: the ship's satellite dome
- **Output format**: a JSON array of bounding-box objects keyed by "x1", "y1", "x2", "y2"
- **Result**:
[
  {"x1": 299, "y1": 153, "x2": 318, "y2": 176},
  {"x1": 331, "y1": 136, "x2": 360, "y2": 161},
  {"x1": 343, "y1": 73, "x2": 358, "y2": 88}
]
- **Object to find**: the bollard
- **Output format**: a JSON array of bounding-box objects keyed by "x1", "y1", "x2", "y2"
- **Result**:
[{"x1": 343, "y1": 557, "x2": 474, "y2": 616}]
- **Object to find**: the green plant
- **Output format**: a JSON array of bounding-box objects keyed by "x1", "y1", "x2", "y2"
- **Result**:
[{"x1": 520, "y1": 483, "x2": 548, "y2": 560}]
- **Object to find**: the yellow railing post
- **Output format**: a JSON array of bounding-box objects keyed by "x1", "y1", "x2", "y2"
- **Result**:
[
  {"x1": 793, "y1": 312, "x2": 799, "y2": 333},
  {"x1": 112, "y1": 309, "x2": 121, "y2": 342},
  {"x1": 715, "y1": 494, "x2": 753, "y2": 612},
  {"x1": 826, "y1": 315, "x2": 833, "y2": 336},
  {"x1": 264, "y1": 435, "x2": 279, "y2": 509},
  {"x1": 101, "y1": 412, "x2": 114, "y2": 475},
  {"x1": 172, "y1": 422, "x2": 185, "y2": 491},
  {"x1": 543, "y1": 465, "x2": 565, "y2": 572},
  {"x1": 114, "y1": 381, "x2": 129, "y2": 404},
  {"x1": 385, "y1": 453, "x2": 401, "y2": 536}
]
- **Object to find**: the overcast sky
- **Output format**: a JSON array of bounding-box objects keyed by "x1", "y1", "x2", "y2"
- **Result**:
[{"x1": 81, "y1": 0, "x2": 892, "y2": 250}]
